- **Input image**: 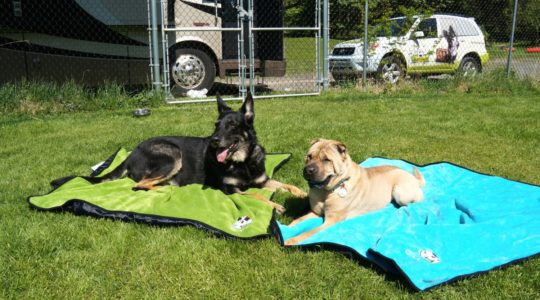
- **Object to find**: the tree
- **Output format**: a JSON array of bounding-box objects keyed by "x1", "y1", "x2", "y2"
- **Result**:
[
  {"x1": 516, "y1": 0, "x2": 540, "y2": 44},
  {"x1": 284, "y1": 0, "x2": 539, "y2": 44}
]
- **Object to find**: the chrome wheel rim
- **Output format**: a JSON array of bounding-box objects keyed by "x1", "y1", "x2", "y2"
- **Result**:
[
  {"x1": 172, "y1": 54, "x2": 206, "y2": 89},
  {"x1": 381, "y1": 63, "x2": 401, "y2": 84},
  {"x1": 461, "y1": 61, "x2": 478, "y2": 77}
]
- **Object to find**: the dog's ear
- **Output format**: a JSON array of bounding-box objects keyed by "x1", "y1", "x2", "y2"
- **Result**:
[
  {"x1": 240, "y1": 91, "x2": 255, "y2": 124},
  {"x1": 448, "y1": 25, "x2": 455, "y2": 37},
  {"x1": 334, "y1": 141, "x2": 347, "y2": 158},
  {"x1": 216, "y1": 93, "x2": 231, "y2": 114},
  {"x1": 310, "y1": 138, "x2": 321, "y2": 146}
]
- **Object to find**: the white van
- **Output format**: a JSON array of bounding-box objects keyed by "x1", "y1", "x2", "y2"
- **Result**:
[{"x1": 329, "y1": 14, "x2": 489, "y2": 83}]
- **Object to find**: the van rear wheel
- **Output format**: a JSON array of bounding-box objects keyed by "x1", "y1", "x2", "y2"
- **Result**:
[
  {"x1": 458, "y1": 56, "x2": 481, "y2": 77},
  {"x1": 171, "y1": 48, "x2": 215, "y2": 96}
]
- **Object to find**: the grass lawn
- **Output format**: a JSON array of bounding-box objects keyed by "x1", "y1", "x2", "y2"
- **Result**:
[
  {"x1": 284, "y1": 37, "x2": 347, "y2": 74},
  {"x1": 1, "y1": 80, "x2": 539, "y2": 298}
]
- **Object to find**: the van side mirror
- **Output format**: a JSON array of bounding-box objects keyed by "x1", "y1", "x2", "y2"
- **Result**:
[{"x1": 414, "y1": 31, "x2": 425, "y2": 38}]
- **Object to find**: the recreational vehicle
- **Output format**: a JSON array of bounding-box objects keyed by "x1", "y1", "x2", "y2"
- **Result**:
[{"x1": 0, "y1": 0, "x2": 285, "y2": 93}]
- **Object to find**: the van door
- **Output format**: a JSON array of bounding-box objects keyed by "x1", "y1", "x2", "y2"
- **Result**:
[{"x1": 409, "y1": 17, "x2": 456, "y2": 74}]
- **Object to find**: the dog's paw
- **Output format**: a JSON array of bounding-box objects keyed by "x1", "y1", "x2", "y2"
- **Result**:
[
  {"x1": 290, "y1": 187, "x2": 308, "y2": 199},
  {"x1": 297, "y1": 191, "x2": 308, "y2": 199},
  {"x1": 284, "y1": 238, "x2": 298, "y2": 246},
  {"x1": 274, "y1": 204, "x2": 286, "y2": 215}
]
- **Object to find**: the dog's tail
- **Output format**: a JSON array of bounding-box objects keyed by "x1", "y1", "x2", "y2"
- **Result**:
[
  {"x1": 50, "y1": 160, "x2": 128, "y2": 189},
  {"x1": 413, "y1": 167, "x2": 425, "y2": 188}
]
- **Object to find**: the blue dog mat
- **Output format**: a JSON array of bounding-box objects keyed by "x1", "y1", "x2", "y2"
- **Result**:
[{"x1": 273, "y1": 158, "x2": 540, "y2": 291}]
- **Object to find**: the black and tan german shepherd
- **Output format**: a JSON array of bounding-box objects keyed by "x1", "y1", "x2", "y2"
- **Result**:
[{"x1": 55, "y1": 92, "x2": 306, "y2": 213}]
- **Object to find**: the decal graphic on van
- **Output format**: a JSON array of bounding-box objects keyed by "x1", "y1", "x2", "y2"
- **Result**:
[{"x1": 437, "y1": 26, "x2": 459, "y2": 63}]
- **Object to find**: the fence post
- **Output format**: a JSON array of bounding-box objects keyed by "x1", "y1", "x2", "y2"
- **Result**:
[
  {"x1": 150, "y1": 0, "x2": 162, "y2": 90},
  {"x1": 322, "y1": 0, "x2": 329, "y2": 89},
  {"x1": 506, "y1": 0, "x2": 518, "y2": 78},
  {"x1": 362, "y1": 0, "x2": 368, "y2": 87}
]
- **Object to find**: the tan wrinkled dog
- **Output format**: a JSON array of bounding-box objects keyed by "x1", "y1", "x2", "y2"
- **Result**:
[{"x1": 285, "y1": 139, "x2": 425, "y2": 245}]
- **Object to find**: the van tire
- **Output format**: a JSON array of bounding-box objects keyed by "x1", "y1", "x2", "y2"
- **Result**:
[
  {"x1": 170, "y1": 48, "x2": 216, "y2": 96},
  {"x1": 458, "y1": 56, "x2": 481, "y2": 77},
  {"x1": 377, "y1": 55, "x2": 404, "y2": 84}
]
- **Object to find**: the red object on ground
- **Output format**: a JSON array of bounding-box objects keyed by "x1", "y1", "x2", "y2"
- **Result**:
[{"x1": 526, "y1": 47, "x2": 540, "y2": 53}]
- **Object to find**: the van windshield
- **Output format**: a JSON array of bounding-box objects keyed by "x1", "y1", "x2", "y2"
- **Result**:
[{"x1": 375, "y1": 17, "x2": 415, "y2": 37}]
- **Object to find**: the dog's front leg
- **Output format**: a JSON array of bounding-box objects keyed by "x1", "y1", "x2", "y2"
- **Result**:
[
  {"x1": 288, "y1": 211, "x2": 320, "y2": 227},
  {"x1": 133, "y1": 176, "x2": 166, "y2": 191},
  {"x1": 237, "y1": 190, "x2": 286, "y2": 215},
  {"x1": 284, "y1": 217, "x2": 340, "y2": 246},
  {"x1": 263, "y1": 179, "x2": 308, "y2": 198}
]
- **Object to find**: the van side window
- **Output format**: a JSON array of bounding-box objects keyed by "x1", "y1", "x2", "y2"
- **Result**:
[
  {"x1": 417, "y1": 18, "x2": 437, "y2": 38},
  {"x1": 439, "y1": 18, "x2": 480, "y2": 36}
]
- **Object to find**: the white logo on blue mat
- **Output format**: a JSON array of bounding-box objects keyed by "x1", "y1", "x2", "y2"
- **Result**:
[
  {"x1": 419, "y1": 249, "x2": 441, "y2": 264},
  {"x1": 405, "y1": 249, "x2": 441, "y2": 264},
  {"x1": 232, "y1": 216, "x2": 252, "y2": 231}
]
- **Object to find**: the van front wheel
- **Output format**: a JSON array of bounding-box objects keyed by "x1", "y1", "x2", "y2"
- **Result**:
[
  {"x1": 377, "y1": 55, "x2": 404, "y2": 84},
  {"x1": 171, "y1": 48, "x2": 216, "y2": 95}
]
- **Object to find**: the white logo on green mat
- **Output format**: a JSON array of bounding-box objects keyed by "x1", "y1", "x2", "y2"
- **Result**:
[{"x1": 232, "y1": 216, "x2": 252, "y2": 230}]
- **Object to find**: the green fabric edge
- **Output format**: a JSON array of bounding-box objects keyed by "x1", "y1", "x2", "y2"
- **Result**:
[{"x1": 28, "y1": 149, "x2": 291, "y2": 239}]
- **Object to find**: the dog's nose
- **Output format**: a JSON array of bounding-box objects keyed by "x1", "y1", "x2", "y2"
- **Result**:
[{"x1": 304, "y1": 165, "x2": 316, "y2": 177}]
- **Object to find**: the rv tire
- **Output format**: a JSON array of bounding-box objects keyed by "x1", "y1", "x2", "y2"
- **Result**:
[{"x1": 171, "y1": 48, "x2": 215, "y2": 96}]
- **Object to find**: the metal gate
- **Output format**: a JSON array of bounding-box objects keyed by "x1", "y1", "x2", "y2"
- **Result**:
[{"x1": 148, "y1": 0, "x2": 328, "y2": 103}]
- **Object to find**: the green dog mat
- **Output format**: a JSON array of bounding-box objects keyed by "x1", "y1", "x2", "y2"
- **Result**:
[{"x1": 28, "y1": 148, "x2": 291, "y2": 239}]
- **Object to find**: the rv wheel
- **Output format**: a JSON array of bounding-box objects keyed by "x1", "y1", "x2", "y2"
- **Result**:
[{"x1": 171, "y1": 48, "x2": 215, "y2": 95}]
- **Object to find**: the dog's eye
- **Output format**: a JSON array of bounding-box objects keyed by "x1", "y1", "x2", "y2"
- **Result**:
[
  {"x1": 323, "y1": 158, "x2": 331, "y2": 163},
  {"x1": 306, "y1": 154, "x2": 312, "y2": 160}
]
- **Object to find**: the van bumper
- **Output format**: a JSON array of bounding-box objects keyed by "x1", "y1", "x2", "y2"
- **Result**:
[{"x1": 329, "y1": 56, "x2": 378, "y2": 75}]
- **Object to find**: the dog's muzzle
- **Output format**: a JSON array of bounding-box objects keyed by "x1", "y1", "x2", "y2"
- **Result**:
[
  {"x1": 211, "y1": 136, "x2": 240, "y2": 163},
  {"x1": 306, "y1": 175, "x2": 333, "y2": 189},
  {"x1": 304, "y1": 165, "x2": 333, "y2": 189}
]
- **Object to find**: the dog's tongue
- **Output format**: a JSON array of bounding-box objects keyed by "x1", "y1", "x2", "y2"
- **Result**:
[{"x1": 217, "y1": 148, "x2": 229, "y2": 163}]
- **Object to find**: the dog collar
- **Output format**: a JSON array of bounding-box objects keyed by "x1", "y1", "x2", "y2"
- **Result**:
[{"x1": 329, "y1": 177, "x2": 350, "y2": 197}]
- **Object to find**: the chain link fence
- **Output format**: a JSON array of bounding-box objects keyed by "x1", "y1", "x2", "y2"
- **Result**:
[
  {"x1": 0, "y1": 1, "x2": 538, "y2": 99},
  {"x1": 159, "y1": 0, "x2": 324, "y2": 103},
  {"x1": 328, "y1": 0, "x2": 540, "y2": 85}
]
